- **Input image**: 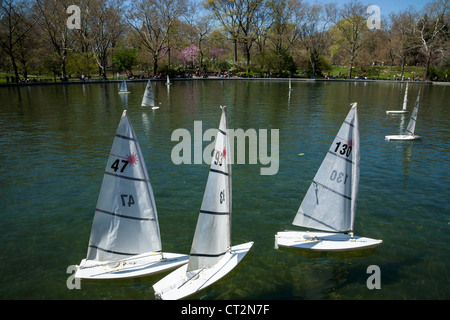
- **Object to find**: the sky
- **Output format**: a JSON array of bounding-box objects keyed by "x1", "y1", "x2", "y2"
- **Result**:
[{"x1": 315, "y1": 0, "x2": 429, "y2": 15}]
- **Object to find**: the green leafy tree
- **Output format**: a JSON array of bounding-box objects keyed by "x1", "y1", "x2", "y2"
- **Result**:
[{"x1": 113, "y1": 47, "x2": 137, "y2": 74}]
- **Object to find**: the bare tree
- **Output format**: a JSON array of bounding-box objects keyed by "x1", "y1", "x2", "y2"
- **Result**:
[
  {"x1": 267, "y1": 0, "x2": 301, "y2": 55},
  {"x1": 127, "y1": 0, "x2": 187, "y2": 75},
  {"x1": 35, "y1": 0, "x2": 75, "y2": 79},
  {"x1": 417, "y1": 0, "x2": 449, "y2": 79},
  {"x1": 89, "y1": 0, "x2": 124, "y2": 79},
  {"x1": 0, "y1": 0, "x2": 37, "y2": 81},
  {"x1": 206, "y1": 0, "x2": 267, "y2": 69},
  {"x1": 296, "y1": 1, "x2": 332, "y2": 77},
  {"x1": 388, "y1": 8, "x2": 420, "y2": 78}
]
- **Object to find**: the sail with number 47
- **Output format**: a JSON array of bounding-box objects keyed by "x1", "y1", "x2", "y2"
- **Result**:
[{"x1": 74, "y1": 110, "x2": 188, "y2": 279}]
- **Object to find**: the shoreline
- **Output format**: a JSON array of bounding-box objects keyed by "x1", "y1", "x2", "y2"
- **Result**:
[{"x1": 0, "y1": 76, "x2": 443, "y2": 87}]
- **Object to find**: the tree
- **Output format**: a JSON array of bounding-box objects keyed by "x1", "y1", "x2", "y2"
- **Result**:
[
  {"x1": 0, "y1": 0, "x2": 37, "y2": 81},
  {"x1": 329, "y1": 1, "x2": 368, "y2": 79},
  {"x1": 182, "y1": 0, "x2": 213, "y2": 68},
  {"x1": 388, "y1": 8, "x2": 420, "y2": 78},
  {"x1": 206, "y1": 0, "x2": 267, "y2": 70},
  {"x1": 127, "y1": 0, "x2": 187, "y2": 75},
  {"x1": 266, "y1": 0, "x2": 302, "y2": 75},
  {"x1": 179, "y1": 44, "x2": 200, "y2": 68},
  {"x1": 296, "y1": 1, "x2": 332, "y2": 77},
  {"x1": 89, "y1": 0, "x2": 124, "y2": 79},
  {"x1": 113, "y1": 47, "x2": 137, "y2": 74},
  {"x1": 35, "y1": 0, "x2": 75, "y2": 79},
  {"x1": 417, "y1": 0, "x2": 449, "y2": 79}
]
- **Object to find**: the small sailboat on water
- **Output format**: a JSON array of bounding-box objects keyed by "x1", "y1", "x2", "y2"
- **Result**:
[
  {"x1": 119, "y1": 78, "x2": 130, "y2": 94},
  {"x1": 385, "y1": 90, "x2": 422, "y2": 141},
  {"x1": 386, "y1": 82, "x2": 409, "y2": 114},
  {"x1": 153, "y1": 106, "x2": 254, "y2": 300},
  {"x1": 275, "y1": 103, "x2": 382, "y2": 251},
  {"x1": 141, "y1": 79, "x2": 158, "y2": 109},
  {"x1": 166, "y1": 75, "x2": 171, "y2": 86},
  {"x1": 75, "y1": 110, "x2": 188, "y2": 279}
]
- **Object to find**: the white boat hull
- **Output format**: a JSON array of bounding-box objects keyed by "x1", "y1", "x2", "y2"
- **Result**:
[
  {"x1": 275, "y1": 231, "x2": 382, "y2": 252},
  {"x1": 153, "y1": 242, "x2": 254, "y2": 300},
  {"x1": 119, "y1": 91, "x2": 130, "y2": 94},
  {"x1": 386, "y1": 110, "x2": 408, "y2": 114},
  {"x1": 385, "y1": 134, "x2": 422, "y2": 141},
  {"x1": 75, "y1": 252, "x2": 189, "y2": 280}
]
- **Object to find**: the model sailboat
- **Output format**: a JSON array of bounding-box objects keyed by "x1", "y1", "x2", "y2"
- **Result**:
[
  {"x1": 275, "y1": 103, "x2": 382, "y2": 251},
  {"x1": 386, "y1": 83, "x2": 409, "y2": 114},
  {"x1": 153, "y1": 106, "x2": 254, "y2": 300},
  {"x1": 75, "y1": 110, "x2": 188, "y2": 279},
  {"x1": 141, "y1": 80, "x2": 158, "y2": 109},
  {"x1": 166, "y1": 75, "x2": 171, "y2": 86},
  {"x1": 119, "y1": 78, "x2": 130, "y2": 94},
  {"x1": 385, "y1": 90, "x2": 422, "y2": 141}
]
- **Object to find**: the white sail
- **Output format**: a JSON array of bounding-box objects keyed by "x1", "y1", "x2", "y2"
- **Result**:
[
  {"x1": 187, "y1": 106, "x2": 231, "y2": 272},
  {"x1": 402, "y1": 83, "x2": 409, "y2": 111},
  {"x1": 166, "y1": 75, "x2": 170, "y2": 85},
  {"x1": 293, "y1": 103, "x2": 360, "y2": 233},
  {"x1": 86, "y1": 110, "x2": 162, "y2": 262},
  {"x1": 120, "y1": 79, "x2": 127, "y2": 92},
  {"x1": 405, "y1": 90, "x2": 420, "y2": 136},
  {"x1": 141, "y1": 80, "x2": 155, "y2": 107}
]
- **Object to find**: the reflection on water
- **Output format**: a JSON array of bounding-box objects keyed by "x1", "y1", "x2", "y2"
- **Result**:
[{"x1": 0, "y1": 80, "x2": 449, "y2": 300}]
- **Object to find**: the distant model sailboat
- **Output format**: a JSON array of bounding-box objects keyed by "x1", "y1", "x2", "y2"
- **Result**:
[
  {"x1": 385, "y1": 90, "x2": 422, "y2": 141},
  {"x1": 153, "y1": 106, "x2": 254, "y2": 300},
  {"x1": 275, "y1": 103, "x2": 382, "y2": 251},
  {"x1": 119, "y1": 78, "x2": 130, "y2": 94},
  {"x1": 141, "y1": 80, "x2": 158, "y2": 109},
  {"x1": 166, "y1": 75, "x2": 171, "y2": 86},
  {"x1": 386, "y1": 83, "x2": 409, "y2": 114},
  {"x1": 75, "y1": 110, "x2": 188, "y2": 279}
]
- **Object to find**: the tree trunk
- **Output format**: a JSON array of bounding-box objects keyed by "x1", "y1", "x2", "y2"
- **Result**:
[
  {"x1": 348, "y1": 59, "x2": 353, "y2": 79},
  {"x1": 233, "y1": 38, "x2": 238, "y2": 63},
  {"x1": 153, "y1": 54, "x2": 158, "y2": 76},
  {"x1": 11, "y1": 54, "x2": 20, "y2": 82},
  {"x1": 424, "y1": 51, "x2": 432, "y2": 80}
]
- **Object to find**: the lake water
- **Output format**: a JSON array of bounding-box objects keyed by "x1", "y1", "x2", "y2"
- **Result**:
[{"x1": 0, "y1": 79, "x2": 448, "y2": 300}]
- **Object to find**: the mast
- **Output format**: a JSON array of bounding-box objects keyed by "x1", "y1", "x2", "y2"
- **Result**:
[
  {"x1": 223, "y1": 106, "x2": 232, "y2": 251},
  {"x1": 402, "y1": 83, "x2": 409, "y2": 111}
]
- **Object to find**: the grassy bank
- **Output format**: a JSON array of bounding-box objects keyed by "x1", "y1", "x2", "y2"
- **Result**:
[{"x1": 0, "y1": 65, "x2": 441, "y2": 84}]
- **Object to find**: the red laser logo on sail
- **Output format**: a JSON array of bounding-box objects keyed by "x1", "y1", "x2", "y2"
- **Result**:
[{"x1": 127, "y1": 153, "x2": 138, "y2": 166}]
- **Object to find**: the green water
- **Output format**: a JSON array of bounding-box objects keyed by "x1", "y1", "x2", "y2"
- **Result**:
[{"x1": 0, "y1": 80, "x2": 449, "y2": 300}]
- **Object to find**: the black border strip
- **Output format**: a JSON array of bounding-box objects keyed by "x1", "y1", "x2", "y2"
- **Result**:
[
  {"x1": 88, "y1": 245, "x2": 137, "y2": 256},
  {"x1": 200, "y1": 210, "x2": 229, "y2": 215},
  {"x1": 105, "y1": 171, "x2": 148, "y2": 182},
  {"x1": 96, "y1": 208, "x2": 151, "y2": 221},
  {"x1": 210, "y1": 168, "x2": 229, "y2": 176}
]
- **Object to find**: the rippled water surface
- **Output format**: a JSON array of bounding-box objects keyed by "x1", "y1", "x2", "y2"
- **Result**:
[{"x1": 0, "y1": 80, "x2": 449, "y2": 300}]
